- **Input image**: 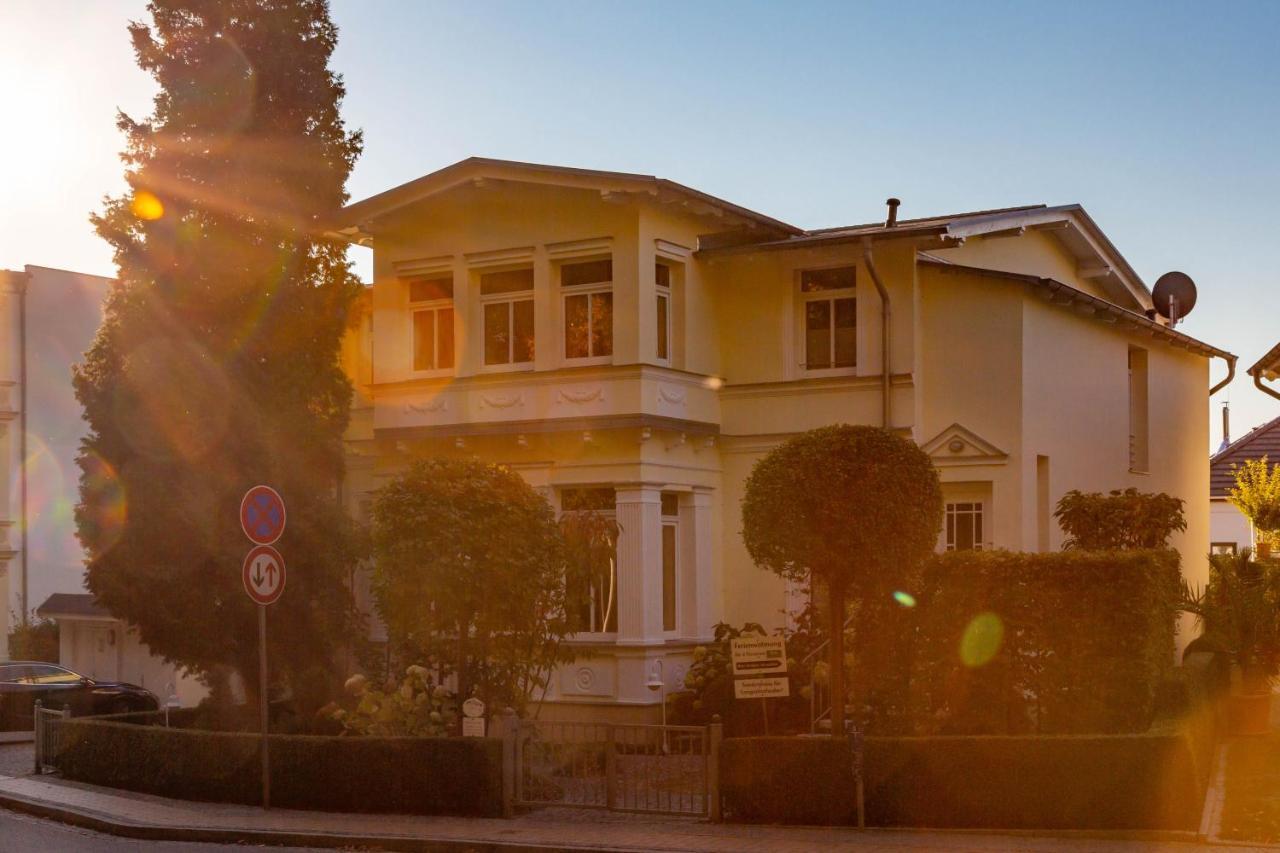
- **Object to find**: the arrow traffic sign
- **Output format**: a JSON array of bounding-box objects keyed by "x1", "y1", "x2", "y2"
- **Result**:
[
  {"x1": 242, "y1": 544, "x2": 286, "y2": 606},
  {"x1": 240, "y1": 485, "x2": 286, "y2": 545}
]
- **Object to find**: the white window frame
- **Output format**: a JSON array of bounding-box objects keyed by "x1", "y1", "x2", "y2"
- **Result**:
[
  {"x1": 479, "y1": 268, "x2": 535, "y2": 372},
  {"x1": 945, "y1": 500, "x2": 986, "y2": 552},
  {"x1": 559, "y1": 486, "x2": 619, "y2": 639},
  {"x1": 407, "y1": 279, "x2": 455, "y2": 376},
  {"x1": 559, "y1": 257, "x2": 613, "y2": 365},
  {"x1": 796, "y1": 264, "x2": 857, "y2": 377},
  {"x1": 656, "y1": 262, "x2": 672, "y2": 366}
]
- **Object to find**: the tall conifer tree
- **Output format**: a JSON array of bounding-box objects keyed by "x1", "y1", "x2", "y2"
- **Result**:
[{"x1": 76, "y1": 0, "x2": 363, "y2": 706}]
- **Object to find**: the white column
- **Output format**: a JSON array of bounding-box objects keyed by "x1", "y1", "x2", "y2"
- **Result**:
[
  {"x1": 614, "y1": 485, "x2": 663, "y2": 643},
  {"x1": 532, "y1": 245, "x2": 556, "y2": 372},
  {"x1": 680, "y1": 488, "x2": 714, "y2": 641}
]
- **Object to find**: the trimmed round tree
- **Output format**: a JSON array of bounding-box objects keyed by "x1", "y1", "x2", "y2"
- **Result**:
[{"x1": 741, "y1": 424, "x2": 942, "y2": 736}]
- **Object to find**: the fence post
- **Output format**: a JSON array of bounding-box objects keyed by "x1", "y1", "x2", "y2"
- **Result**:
[
  {"x1": 32, "y1": 700, "x2": 42, "y2": 775},
  {"x1": 708, "y1": 715, "x2": 723, "y2": 822},
  {"x1": 605, "y1": 724, "x2": 617, "y2": 810},
  {"x1": 500, "y1": 707, "x2": 517, "y2": 818},
  {"x1": 852, "y1": 725, "x2": 865, "y2": 829}
]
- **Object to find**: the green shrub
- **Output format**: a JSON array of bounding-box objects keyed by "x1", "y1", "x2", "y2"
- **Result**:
[
  {"x1": 721, "y1": 653, "x2": 1225, "y2": 830},
  {"x1": 909, "y1": 548, "x2": 1181, "y2": 735},
  {"x1": 53, "y1": 718, "x2": 502, "y2": 816},
  {"x1": 1054, "y1": 488, "x2": 1186, "y2": 549}
]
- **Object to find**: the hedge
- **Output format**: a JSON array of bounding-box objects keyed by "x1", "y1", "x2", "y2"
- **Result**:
[
  {"x1": 905, "y1": 548, "x2": 1183, "y2": 735},
  {"x1": 721, "y1": 653, "x2": 1225, "y2": 830},
  {"x1": 52, "y1": 719, "x2": 503, "y2": 816}
]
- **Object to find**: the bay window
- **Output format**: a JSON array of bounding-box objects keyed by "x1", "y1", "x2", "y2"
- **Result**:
[
  {"x1": 561, "y1": 258, "x2": 613, "y2": 361},
  {"x1": 407, "y1": 275, "x2": 454, "y2": 372},
  {"x1": 656, "y1": 262, "x2": 672, "y2": 363}
]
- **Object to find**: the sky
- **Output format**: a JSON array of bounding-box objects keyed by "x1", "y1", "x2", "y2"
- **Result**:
[{"x1": 2, "y1": 0, "x2": 1278, "y2": 450}]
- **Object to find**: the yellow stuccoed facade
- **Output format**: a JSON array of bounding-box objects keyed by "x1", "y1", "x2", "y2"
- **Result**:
[{"x1": 333, "y1": 158, "x2": 1227, "y2": 722}]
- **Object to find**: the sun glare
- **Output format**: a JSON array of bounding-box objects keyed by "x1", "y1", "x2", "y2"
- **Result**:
[{"x1": 131, "y1": 190, "x2": 164, "y2": 220}]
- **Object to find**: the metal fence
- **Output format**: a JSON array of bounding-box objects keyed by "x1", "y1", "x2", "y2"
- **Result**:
[
  {"x1": 33, "y1": 700, "x2": 70, "y2": 775},
  {"x1": 513, "y1": 719, "x2": 719, "y2": 817}
]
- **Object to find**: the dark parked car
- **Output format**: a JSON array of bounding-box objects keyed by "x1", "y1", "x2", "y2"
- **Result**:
[{"x1": 0, "y1": 662, "x2": 158, "y2": 731}]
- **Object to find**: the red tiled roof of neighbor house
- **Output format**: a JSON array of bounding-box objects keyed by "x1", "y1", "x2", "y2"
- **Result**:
[{"x1": 1211, "y1": 414, "x2": 1280, "y2": 498}]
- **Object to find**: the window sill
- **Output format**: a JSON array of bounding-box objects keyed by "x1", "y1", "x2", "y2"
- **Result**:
[
  {"x1": 562, "y1": 356, "x2": 613, "y2": 368},
  {"x1": 798, "y1": 366, "x2": 858, "y2": 379},
  {"x1": 408, "y1": 368, "x2": 456, "y2": 380},
  {"x1": 1129, "y1": 467, "x2": 1150, "y2": 475},
  {"x1": 478, "y1": 362, "x2": 536, "y2": 375}
]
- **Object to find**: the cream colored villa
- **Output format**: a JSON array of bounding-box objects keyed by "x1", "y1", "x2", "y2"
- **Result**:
[{"x1": 330, "y1": 158, "x2": 1233, "y2": 721}]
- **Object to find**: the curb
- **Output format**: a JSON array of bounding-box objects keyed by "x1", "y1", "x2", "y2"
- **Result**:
[{"x1": 0, "y1": 789, "x2": 648, "y2": 853}]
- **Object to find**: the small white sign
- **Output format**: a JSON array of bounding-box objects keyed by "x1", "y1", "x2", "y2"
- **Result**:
[
  {"x1": 730, "y1": 636, "x2": 788, "y2": 676},
  {"x1": 734, "y1": 676, "x2": 791, "y2": 700},
  {"x1": 462, "y1": 697, "x2": 485, "y2": 719},
  {"x1": 462, "y1": 716, "x2": 486, "y2": 737}
]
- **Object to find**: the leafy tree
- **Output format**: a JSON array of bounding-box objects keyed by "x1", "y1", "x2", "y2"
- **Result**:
[
  {"x1": 7, "y1": 615, "x2": 59, "y2": 663},
  {"x1": 1054, "y1": 488, "x2": 1186, "y2": 550},
  {"x1": 74, "y1": 0, "x2": 364, "y2": 710},
  {"x1": 741, "y1": 424, "x2": 942, "y2": 737},
  {"x1": 1228, "y1": 457, "x2": 1280, "y2": 540},
  {"x1": 370, "y1": 459, "x2": 571, "y2": 716}
]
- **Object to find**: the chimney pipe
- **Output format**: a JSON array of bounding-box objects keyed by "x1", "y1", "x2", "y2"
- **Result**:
[
  {"x1": 885, "y1": 197, "x2": 901, "y2": 228},
  {"x1": 1219, "y1": 402, "x2": 1231, "y2": 453}
]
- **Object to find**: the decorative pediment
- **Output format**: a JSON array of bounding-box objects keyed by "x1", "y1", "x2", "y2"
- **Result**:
[{"x1": 921, "y1": 423, "x2": 1008, "y2": 467}]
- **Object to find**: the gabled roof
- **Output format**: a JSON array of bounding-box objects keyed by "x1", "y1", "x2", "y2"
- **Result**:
[
  {"x1": 1248, "y1": 341, "x2": 1280, "y2": 381},
  {"x1": 1211, "y1": 415, "x2": 1280, "y2": 497},
  {"x1": 918, "y1": 258, "x2": 1232, "y2": 361},
  {"x1": 330, "y1": 157, "x2": 803, "y2": 242},
  {"x1": 36, "y1": 593, "x2": 112, "y2": 621}
]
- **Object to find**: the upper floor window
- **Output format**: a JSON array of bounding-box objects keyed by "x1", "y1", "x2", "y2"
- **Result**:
[
  {"x1": 481, "y1": 268, "x2": 534, "y2": 366},
  {"x1": 407, "y1": 275, "x2": 454, "y2": 372},
  {"x1": 800, "y1": 266, "x2": 856, "y2": 371},
  {"x1": 561, "y1": 258, "x2": 613, "y2": 361},
  {"x1": 656, "y1": 262, "x2": 672, "y2": 363}
]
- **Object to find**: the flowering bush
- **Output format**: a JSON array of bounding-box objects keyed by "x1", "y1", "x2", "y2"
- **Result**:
[{"x1": 324, "y1": 665, "x2": 457, "y2": 737}]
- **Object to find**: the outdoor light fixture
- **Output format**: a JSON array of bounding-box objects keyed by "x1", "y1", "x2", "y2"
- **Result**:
[{"x1": 647, "y1": 659, "x2": 669, "y2": 753}]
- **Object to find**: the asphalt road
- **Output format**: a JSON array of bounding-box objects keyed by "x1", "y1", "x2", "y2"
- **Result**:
[{"x1": 0, "y1": 808, "x2": 331, "y2": 852}]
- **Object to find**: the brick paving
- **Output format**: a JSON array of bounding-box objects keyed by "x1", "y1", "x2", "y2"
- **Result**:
[{"x1": 0, "y1": 771, "x2": 1261, "y2": 852}]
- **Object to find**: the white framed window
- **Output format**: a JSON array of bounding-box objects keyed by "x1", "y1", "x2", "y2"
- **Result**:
[
  {"x1": 560, "y1": 486, "x2": 619, "y2": 634},
  {"x1": 656, "y1": 262, "x2": 672, "y2": 364},
  {"x1": 661, "y1": 492, "x2": 679, "y2": 633},
  {"x1": 799, "y1": 265, "x2": 856, "y2": 372},
  {"x1": 561, "y1": 258, "x2": 613, "y2": 362},
  {"x1": 406, "y1": 275, "x2": 454, "y2": 373},
  {"x1": 945, "y1": 501, "x2": 985, "y2": 551},
  {"x1": 480, "y1": 268, "x2": 535, "y2": 367}
]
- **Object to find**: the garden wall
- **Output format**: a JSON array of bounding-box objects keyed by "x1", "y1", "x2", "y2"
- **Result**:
[
  {"x1": 52, "y1": 718, "x2": 503, "y2": 817},
  {"x1": 721, "y1": 653, "x2": 1224, "y2": 830}
]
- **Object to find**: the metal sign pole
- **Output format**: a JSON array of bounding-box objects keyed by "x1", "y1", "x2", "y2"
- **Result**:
[{"x1": 259, "y1": 603, "x2": 270, "y2": 809}]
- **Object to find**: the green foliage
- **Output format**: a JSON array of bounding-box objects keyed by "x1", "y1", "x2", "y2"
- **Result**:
[
  {"x1": 1228, "y1": 457, "x2": 1280, "y2": 533},
  {"x1": 53, "y1": 717, "x2": 502, "y2": 815},
  {"x1": 370, "y1": 459, "x2": 570, "y2": 715},
  {"x1": 325, "y1": 667, "x2": 457, "y2": 737},
  {"x1": 741, "y1": 425, "x2": 942, "y2": 589},
  {"x1": 7, "y1": 615, "x2": 59, "y2": 662},
  {"x1": 741, "y1": 425, "x2": 942, "y2": 736},
  {"x1": 74, "y1": 0, "x2": 365, "y2": 705},
  {"x1": 721, "y1": 654, "x2": 1223, "y2": 830},
  {"x1": 1182, "y1": 548, "x2": 1280, "y2": 688},
  {"x1": 910, "y1": 549, "x2": 1182, "y2": 735},
  {"x1": 1054, "y1": 488, "x2": 1186, "y2": 549}
]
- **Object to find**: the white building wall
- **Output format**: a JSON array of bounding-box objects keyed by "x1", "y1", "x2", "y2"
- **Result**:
[{"x1": 1210, "y1": 499, "x2": 1253, "y2": 553}]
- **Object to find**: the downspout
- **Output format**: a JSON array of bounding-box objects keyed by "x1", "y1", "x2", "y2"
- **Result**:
[
  {"x1": 17, "y1": 272, "x2": 28, "y2": 626},
  {"x1": 1208, "y1": 354, "x2": 1236, "y2": 397},
  {"x1": 1253, "y1": 369, "x2": 1280, "y2": 401},
  {"x1": 862, "y1": 241, "x2": 892, "y2": 429}
]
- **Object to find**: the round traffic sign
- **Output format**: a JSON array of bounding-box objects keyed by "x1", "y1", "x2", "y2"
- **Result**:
[
  {"x1": 242, "y1": 544, "x2": 286, "y2": 606},
  {"x1": 240, "y1": 485, "x2": 286, "y2": 545}
]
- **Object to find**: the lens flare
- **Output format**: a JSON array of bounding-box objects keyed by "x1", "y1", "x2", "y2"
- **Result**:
[
  {"x1": 703, "y1": 376, "x2": 724, "y2": 391},
  {"x1": 960, "y1": 612, "x2": 1004, "y2": 668},
  {"x1": 79, "y1": 452, "x2": 127, "y2": 556},
  {"x1": 892, "y1": 590, "x2": 916, "y2": 608},
  {"x1": 131, "y1": 191, "x2": 165, "y2": 220}
]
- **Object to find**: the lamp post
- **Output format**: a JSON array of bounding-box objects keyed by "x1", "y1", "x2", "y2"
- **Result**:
[{"x1": 646, "y1": 659, "x2": 668, "y2": 753}]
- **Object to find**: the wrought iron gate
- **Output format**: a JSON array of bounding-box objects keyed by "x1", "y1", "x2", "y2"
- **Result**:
[{"x1": 513, "y1": 720, "x2": 718, "y2": 817}]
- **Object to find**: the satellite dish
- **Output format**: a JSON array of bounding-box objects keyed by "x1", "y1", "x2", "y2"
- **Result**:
[{"x1": 1152, "y1": 271, "x2": 1197, "y2": 326}]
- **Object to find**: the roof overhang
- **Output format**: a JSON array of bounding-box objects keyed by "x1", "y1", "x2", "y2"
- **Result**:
[
  {"x1": 326, "y1": 157, "x2": 802, "y2": 245},
  {"x1": 920, "y1": 259, "x2": 1233, "y2": 362},
  {"x1": 1248, "y1": 341, "x2": 1280, "y2": 381}
]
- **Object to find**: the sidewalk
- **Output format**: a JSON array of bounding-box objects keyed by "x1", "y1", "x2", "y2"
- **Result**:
[{"x1": 0, "y1": 761, "x2": 1262, "y2": 853}]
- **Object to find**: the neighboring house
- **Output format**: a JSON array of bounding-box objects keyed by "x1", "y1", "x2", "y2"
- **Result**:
[
  {"x1": 35, "y1": 593, "x2": 206, "y2": 706},
  {"x1": 328, "y1": 157, "x2": 1233, "y2": 721},
  {"x1": 1250, "y1": 341, "x2": 1280, "y2": 402},
  {"x1": 0, "y1": 266, "x2": 113, "y2": 659},
  {"x1": 1209, "y1": 414, "x2": 1280, "y2": 554}
]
